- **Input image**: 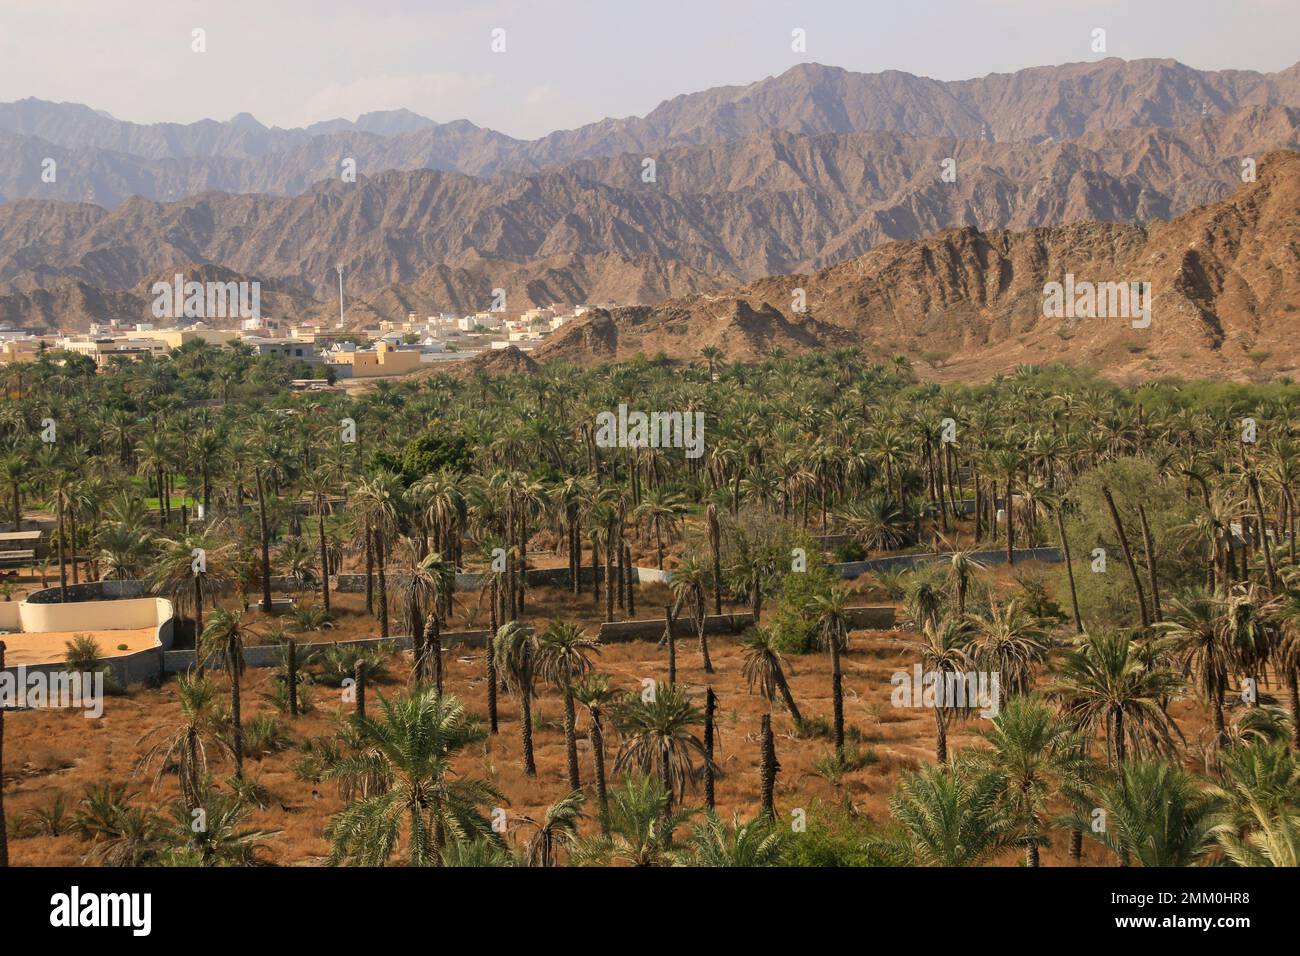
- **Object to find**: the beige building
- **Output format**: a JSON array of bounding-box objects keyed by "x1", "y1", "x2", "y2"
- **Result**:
[
  {"x1": 153, "y1": 328, "x2": 240, "y2": 349},
  {"x1": 0, "y1": 339, "x2": 41, "y2": 364},
  {"x1": 58, "y1": 336, "x2": 170, "y2": 366},
  {"x1": 329, "y1": 341, "x2": 424, "y2": 377}
]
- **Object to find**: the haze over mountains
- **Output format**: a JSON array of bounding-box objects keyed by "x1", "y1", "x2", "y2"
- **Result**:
[
  {"x1": 4, "y1": 58, "x2": 1300, "y2": 205},
  {"x1": 2, "y1": 56, "x2": 1299, "y2": 381}
]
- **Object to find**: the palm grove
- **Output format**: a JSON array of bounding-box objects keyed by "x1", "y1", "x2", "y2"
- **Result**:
[{"x1": 1, "y1": 343, "x2": 1299, "y2": 867}]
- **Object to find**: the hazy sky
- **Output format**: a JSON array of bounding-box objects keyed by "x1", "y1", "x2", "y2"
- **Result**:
[{"x1": 1, "y1": 0, "x2": 1294, "y2": 139}]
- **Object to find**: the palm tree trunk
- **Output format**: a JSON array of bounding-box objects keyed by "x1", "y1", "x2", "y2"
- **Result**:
[
  {"x1": 229, "y1": 652, "x2": 244, "y2": 780},
  {"x1": 1249, "y1": 473, "x2": 1280, "y2": 592},
  {"x1": 590, "y1": 708, "x2": 610, "y2": 836},
  {"x1": 287, "y1": 639, "x2": 299, "y2": 718},
  {"x1": 317, "y1": 508, "x2": 330, "y2": 614},
  {"x1": 604, "y1": 521, "x2": 614, "y2": 623},
  {"x1": 375, "y1": 531, "x2": 388, "y2": 639},
  {"x1": 1213, "y1": 673, "x2": 1227, "y2": 745},
  {"x1": 830, "y1": 632, "x2": 845, "y2": 763},
  {"x1": 760, "y1": 712, "x2": 778, "y2": 818},
  {"x1": 486, "y1": 580, "x2": 499, "y2": 733},
  {"x1": 1005, "y1": 471, "x2": 1015, "y2": 565},
  {"x1": 1102, "y1": 486, "x2": 1150, "y2": 630},
  {"x1": 624, "y1": 543, "x2": 635, "y2": 618},
  {"x1": 704, "y1": 687, "x2": 717, "y2": 811},
  {"x1": 696, "y1": 594, "x2": 714, "y2": 674},
  {"x1": 1136, "y1": 504, "x2": 1163, "y2": 622},
  {"x1": 616, "y1": 519, "x2": 626, "y2": 612},
  {"x1": 934, "y1": 705, "x2": 947, "y2": 763},
  {"x1": 563, "y1": 689, "x2": 580, "y2": 790},
  {"x1": 708, "y1": 504, "x2": 723, "y2": 615},
  {"x1": 1288, "y1": 667, "x2": 1300, "y2": 750},
  {"x1": 664, "y1": 606, "x2": 676, "y2": 686},
  {"x1": 520, "y1": 648, "x2": 536, "y2": 776},
  {"x1": 68, "y1": 508, "x2": 79, "y2": 584},
  {"x1": 193, "y1": 574, "x2": 204, "y2": 639},
  {"x1": 56, "y1": 491, "x2": 67, "y2": 602},
  {"x1": 423, "y1": 612, "x2": 442, "y2": 694},
  {"x1": 364, "y1": 518, "x2": 374, "y2": 614},
  {"x1": 255, "y1": 467, "x2": 272, "y2": 613},
  {"x1": 1057, "y1": 507, "x2": 1084, "y2": 634}
]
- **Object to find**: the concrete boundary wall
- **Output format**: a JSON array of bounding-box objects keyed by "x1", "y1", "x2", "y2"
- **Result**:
[
  {"x1": 17, "y1": 596, "x2": 171, "y2": 635},
  {"x1": 598, "y1": 613, "x2": 755, "y2": 642},
  {"x1": 834, "y1": 547, "x2": 1062, "y2": 578}
]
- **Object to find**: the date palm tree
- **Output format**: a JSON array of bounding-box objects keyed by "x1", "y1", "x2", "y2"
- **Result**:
[
  {"x1": 572, "y1": 673, "x2": 617, "y2": 836},
  {"x1": 96, "y1": 523, "x2": 153, "y2": 580},
  {"x1": 535, "y1": 621, "x2": 600, "y2": 790},
  {"x1": 1084, "y1": 760, "x2": 1217, "y2": 866},
  {"x1": 966, "y1": 599, "x2": 1049, "y2": 710},
  {"x1": 740, "y1": 625, "x2": 802, "y2": 725},
  {"x1": 303, "y1": 466, "x2": 336, "y2": 614},
  {"x1": 199, "y1": 607, "x2": 254, "y2": 779},
  {"x1": 810, "y1": 585, "x2": 853, "y2": 763},
  {"x1": 614, "y1": 684, "x2": 711, "y2": 817},
  {"x1": 972, "y1": 696, "x2": 1090, "y2": 866},
  {"x1": 324, "y1": 690, "x2": 501, "y2": 867},
  {"x1": 685, "y1": 810, "x2": 790, "y2": 866},
  {"x1": 353, "y1": 471, "x2": 404, "y2": 638},
  {"x1": 572, "y1": 774, "x2": 690, "y2": 867},
  {"x1": 670, "y1": 553, "x2": 714, "y2": 673},
  {"x1": 633, "y1": 488, "x2": 688, "y2": 570},
  {"x1": 520, "y1": 790, "x2": 585, "y2": 867},
  {"x1": 1049, "y1": 630, "x2": 1184, "y2": 767},
  {"x1": 493, "y1": 621, "x2": 538, "y2": 776},
  {"x1": 1160, "y1": 588, "x2": 1233, "y2": 744},
  {"x1": 877, "y1": 757, "x2": 1011, "y2": 866},
  {"x1": 409, "y1": 550, "x2": 457, "y2": 692},
  {"x1": 137, "y1": 671, "x2": 232, "y2": 811},
  {"x1": 906, "y1": 617, "x2": 973, "y2": 763},
  {"x1": 161, "y1": 790, "x2": 279, "y2": 866},
  {"x1": 149, "y1": 523, "x2": 233, "y2": 640}
]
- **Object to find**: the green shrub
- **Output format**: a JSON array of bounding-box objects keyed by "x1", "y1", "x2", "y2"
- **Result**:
[{"x1": 767, "y1": 560, "x2": 835, "y2": 654}]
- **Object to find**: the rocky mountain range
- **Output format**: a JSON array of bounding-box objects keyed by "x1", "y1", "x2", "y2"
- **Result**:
[
  {"x1": 3, "y1": 58, "x2": 1299, "y2": 206},
  {"x1": 2, "y1": 56, "x2": 1299, "y2": 382},
  {"x1": 1, "y1": 102, "x2": 1296, "y2": 325},
  {"x1": 537, "y1": 150, "x2": 1300, "y2": 383}
]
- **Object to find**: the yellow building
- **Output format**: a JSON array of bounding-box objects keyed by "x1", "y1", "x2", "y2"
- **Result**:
[
  {"x1": 330, "y1": 341, "x2": 424, "y2": 377},
  {"x1": 58, "y1": 336, "x2": 170, "y2": 366},
  {"x1": 153, "y1": 329, "x2": 240, "y2": 349}
]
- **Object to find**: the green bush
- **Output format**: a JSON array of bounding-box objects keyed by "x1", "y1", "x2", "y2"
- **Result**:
[{"x1": 767, "y1": 560, "x2": 835, "y2": 654}]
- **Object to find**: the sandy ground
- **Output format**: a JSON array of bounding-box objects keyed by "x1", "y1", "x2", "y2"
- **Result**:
[{"x1": 1, "y1": 628, "x2": 159, "y2": 667}]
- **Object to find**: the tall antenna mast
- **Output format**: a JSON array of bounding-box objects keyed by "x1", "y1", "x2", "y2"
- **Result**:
[{"x1": 336, "y1": 264, "x2": 345, "y2": 326}]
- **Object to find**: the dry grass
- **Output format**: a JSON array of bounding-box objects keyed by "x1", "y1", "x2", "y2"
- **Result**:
[{"x1": 1, "y1": 561, "x2": 1229, "y2": 867}]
